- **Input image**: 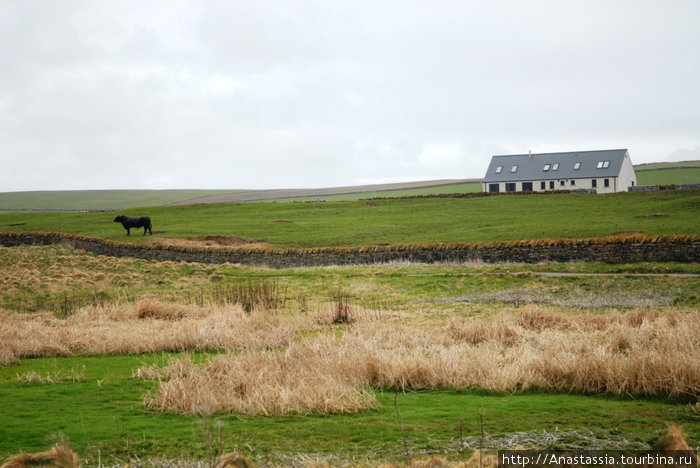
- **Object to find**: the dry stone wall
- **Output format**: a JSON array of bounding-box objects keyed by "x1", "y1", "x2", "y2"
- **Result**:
[{"x1": 1, "y1": 232, "x2": 698, "y2": 267}]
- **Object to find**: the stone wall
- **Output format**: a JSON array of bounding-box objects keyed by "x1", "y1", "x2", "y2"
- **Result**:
[
  {"x1": 630, "y1": 184, "x2": 700, "y2": 192},
  {"x1": 1, "y1": 232, "x2": 698, "y2": 267}
]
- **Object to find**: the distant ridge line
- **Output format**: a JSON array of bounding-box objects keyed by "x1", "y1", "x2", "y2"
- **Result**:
[{"x1": 164, "y1": 179, "x2": 481, "y2": 205}]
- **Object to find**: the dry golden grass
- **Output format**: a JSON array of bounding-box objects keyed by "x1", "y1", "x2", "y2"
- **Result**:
[
  {"x1": 143, "y1": 307, "x2": 699, "y2": 415},
  {"x1": 0, "y1": 301, "x2": 304, "y2": 364},
  {"x1": 140, "y1": 350, "x2": 379, "y2": 416},
  {"x1": 0, "y1": 445, "x2": 80, "y2": 468},
  {"x1": 215, "y1": 453, "x2": 255, "y2": 468},
  {"x1": 0, "y1": 244, "x2": 216, "y2": 303},
  {"x1": 136, "y1": 299, "x2": 191, "y2": 320},
  {"x1": 657, "y1": 425, "x2": 691, "y2": 450}
]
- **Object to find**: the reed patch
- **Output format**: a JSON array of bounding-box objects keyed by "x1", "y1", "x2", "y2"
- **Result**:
[
  {"x1": 142, "y1": 308, "x2": 699, "y2": 416},
  {"x1": 0, "y1": 303, "x2": 305, "y2": 364}
]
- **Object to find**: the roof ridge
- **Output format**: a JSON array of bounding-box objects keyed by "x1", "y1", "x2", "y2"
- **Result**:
[{"x1": 492, "y1": 149, "x2": 627, "y2": 158}]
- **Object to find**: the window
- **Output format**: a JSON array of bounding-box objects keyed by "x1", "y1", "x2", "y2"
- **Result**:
[
  {"x1": 574, "y1": 162, "x2": 581, "y2": 170},
  {"x1": 549, "y1": 181, "x2": 554, "y2": 189},
  {"x1": 592, "y1": 179, "x2": 597, "y2": 188},
  {"x1": 505, "y1": 183, "x2": 516, "y2": 192},
  {"x1": 511, "y1": 165, "x2": 518, "y2": 173},
  {"x1": 597, "y1": 161, "x2": 604, "y2": 169},
  {"x1": 522, "y1": 182, "x2": 533, "y2": 191},
  {"x1": 604, "y1": 179, "x2": 610, "y2": 187},
  {"x1": 560, "y1": 180, "x2": 565, "y2": 186},
  {"x1": 540, "y1": 181, "x2": 546, "y2": 190},
  {"x1": 543, "y1": 164, "x2": 550, "y2": 171},
  {"x1": 603, "y1": 161, "x2": 610, "y2": 168},
  {"x1": 552, "y1": 163, "x2": 559, "y2": 171},
  {"x1": 495, "y1": 166, "x2": 503, "y2": 174},
  {"x1": 570, "y1": 180, "x2": 575, "y2": 186},
  {"x1": 488, "y1": 183, "x2": 500, "y2": 193}
]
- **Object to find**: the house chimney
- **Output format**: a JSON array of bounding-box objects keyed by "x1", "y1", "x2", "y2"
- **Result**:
[{"x1": 528, "y1": 150, "x2": 532, "y2": 159}]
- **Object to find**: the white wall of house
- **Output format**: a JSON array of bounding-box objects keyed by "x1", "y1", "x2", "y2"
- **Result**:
[
  {"x1": 483, "y1": 177, "x2": 619, "y2": 194},
  {"x1": 617, "y1": 152, "x2": 638, "y2": 191}
]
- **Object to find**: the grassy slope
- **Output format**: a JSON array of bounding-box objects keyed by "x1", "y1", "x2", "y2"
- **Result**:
[
  {"x1": 636, "y1": 168, "x2": 700, "y2": 185},
  {"x1": 1, "y1": 190, "x2": 698, "y2": 248},
  {"x1": 635, "y1": 160, "x2": 700, "y2": 170},
  {"x1": 2, "y1": 244, "x2": 698, "y2": 315},
  {"x1": 265, "y1": 182, "x2": 482, "y2": 202}
]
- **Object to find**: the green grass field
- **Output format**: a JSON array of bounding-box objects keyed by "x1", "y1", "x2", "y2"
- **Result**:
[
  {"x1": 1, "y1": 168, "x2": 699, "y2": 466},
  {"x1": 1, "y1": 244, "x2": 698, "y2": 464},
  {"x1": 1, "y1": 355, "x2": 693, "y2": 464},
  {"x1": 1, "y1": 190, "x2": 698, "y2": 248}
]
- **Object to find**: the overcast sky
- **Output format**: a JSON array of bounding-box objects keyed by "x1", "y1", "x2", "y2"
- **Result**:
[{"x1": 1, "y1": 0, "x2": 699, "y2": 192}]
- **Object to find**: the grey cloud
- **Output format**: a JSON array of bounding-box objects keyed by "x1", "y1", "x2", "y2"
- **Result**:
[{"x1": 1, "y1": 0, "x2": 698, "y2": 191}]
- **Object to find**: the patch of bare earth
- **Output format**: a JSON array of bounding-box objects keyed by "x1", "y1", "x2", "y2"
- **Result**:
[{"x1": 147, "y1": 236, "x2": 269, "y2": 249}]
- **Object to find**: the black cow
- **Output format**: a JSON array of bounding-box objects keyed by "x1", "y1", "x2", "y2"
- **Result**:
[{"x1": 113, "y1": 215, "x2": 152, "y2": 235}]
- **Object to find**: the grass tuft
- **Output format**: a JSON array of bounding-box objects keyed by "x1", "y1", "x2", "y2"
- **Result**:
[{"x1": 0, "y1": 445, "x2": 80, "y2": 468}]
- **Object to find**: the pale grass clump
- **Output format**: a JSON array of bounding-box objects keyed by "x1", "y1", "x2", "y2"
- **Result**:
[
  {"x1": 403, "y1": 452, "x2": 499, "y2": 468},
  {"x1": 142, "y1": 350, "x2": 378, "y2": 416},
  {"x1": 0, "y1": 302, "x2": 305, "y2": 363},
  {"x1": 657, "y1": 425, "x2": 691, "y2": 450},
  {"x1": 135, "y1": 299, "x2": 195, "y2": 321},
  {"x1": 143, "y1": 308, "x2": 699, "y2": 415},
  {"x1": 16, "y1": 366, "x2": 85, "y2": 384},
  {"x1": 0, "y1": 444, "x2": 80, "y2": 468}
]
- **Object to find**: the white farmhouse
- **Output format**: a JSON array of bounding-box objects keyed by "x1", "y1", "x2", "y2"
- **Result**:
[{"x1": 482, "y1": 149, "x2": 637, "y2": 194}]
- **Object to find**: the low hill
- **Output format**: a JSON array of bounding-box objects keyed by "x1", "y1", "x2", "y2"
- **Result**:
[
  {"x1": 163, "y1": 179, "x2": 479, "y2": 204},
  {"x1": 2, "y1": 160, "x2": 698, "y2": 212},
  {"x1": 634, "y1": 160, "x2": 700, "y2": 170},
  {"x1": 633, "y1": 160, "x2": 700, "y2": 186},
  {"x1": 0, "y1": 190, "x2": 238, "y2": 212},
  {"x1": 0, "y1": 180, "x2": 479, "y2": 211}
]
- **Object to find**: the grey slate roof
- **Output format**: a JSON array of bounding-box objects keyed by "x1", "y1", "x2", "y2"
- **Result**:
[{"x1": 483, "y1": 149, "x2": 629, "y2": 183}]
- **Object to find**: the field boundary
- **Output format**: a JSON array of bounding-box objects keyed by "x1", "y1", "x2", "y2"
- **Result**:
[{"x1": 1, "y1": 231, "x2": 698, "y2": 267}]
